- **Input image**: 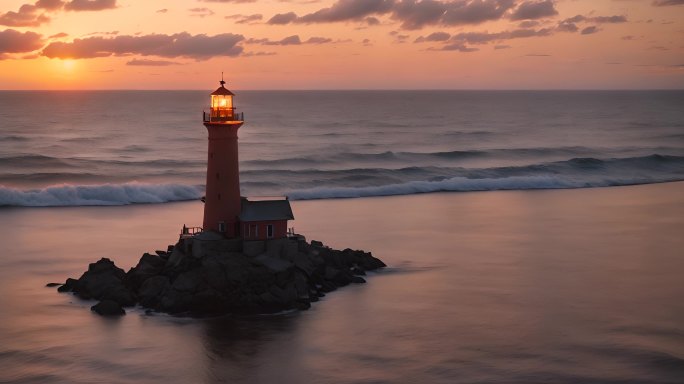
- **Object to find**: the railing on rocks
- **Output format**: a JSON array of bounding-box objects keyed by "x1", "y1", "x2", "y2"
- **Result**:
[{"x1": 181, "y1": 225, "x2": 203, "y2": 238}]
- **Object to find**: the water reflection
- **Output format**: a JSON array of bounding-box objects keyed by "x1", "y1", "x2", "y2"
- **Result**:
[{"x1": 200, "y1": 314, "x2": 304, "y2": 384}]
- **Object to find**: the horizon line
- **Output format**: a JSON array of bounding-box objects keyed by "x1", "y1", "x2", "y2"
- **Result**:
[{"x1": 2, "y1": 88, "x2": 683, "y2": 92}]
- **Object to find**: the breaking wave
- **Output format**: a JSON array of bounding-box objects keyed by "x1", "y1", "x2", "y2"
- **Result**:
[
  {"x1": 287, "y1": 175, "x2": 678, "y2": 200},
  {"x1": 1, "y1": 154, "x2": 682, "y2": 206},
  {"x1": 0, "y1": 183, "x2": 203, "y2": 207}
]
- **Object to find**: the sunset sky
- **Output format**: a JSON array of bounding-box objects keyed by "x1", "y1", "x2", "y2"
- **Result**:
[{"x1": 1, "y1": 0, "x2": 683, "y2": 90}]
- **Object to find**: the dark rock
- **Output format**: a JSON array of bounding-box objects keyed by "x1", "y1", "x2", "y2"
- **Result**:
[
  {"x1": 73, "y1": 258, "x2": 127, "y2": 300},
  {"x1": 46, "y1": 282, "x2": 62, "y2": 287},
  {"x1": 60, "y1": 235, "x2": 385, "y2": 317},
  {"x1": 91, "y1": 300, "x2": 125, "y2": 316},
  {"x1": 102, "y1": 285, "x2": 136, "y2": 307},
  {"x1": 137, "y1": 275, "x2": 170, "y2": 307},
  {"x1": 58, "y1": 278, "x2": 78, "y2": 292},
  {"x1": 125, "y1": 253, "x2": 166, "y2": 290}
]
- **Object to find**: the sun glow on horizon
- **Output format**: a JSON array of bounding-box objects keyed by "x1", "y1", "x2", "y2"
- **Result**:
[{"x1": 61, "y1": 59, "x2": 75, "y2": 71}]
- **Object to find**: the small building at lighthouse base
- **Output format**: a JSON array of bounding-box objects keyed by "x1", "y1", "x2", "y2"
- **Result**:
[{"x1": 239, "y1": 197, "x2": 294, "y2": 240}]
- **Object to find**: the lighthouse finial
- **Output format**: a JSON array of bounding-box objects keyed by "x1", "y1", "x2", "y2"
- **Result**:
[{"x1": 220, "y1": 72, "x2": 226, "y2": 87}]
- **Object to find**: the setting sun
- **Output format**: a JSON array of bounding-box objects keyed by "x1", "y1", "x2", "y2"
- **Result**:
[{"x1": 61, "y1": 59, "x2": 75, "y2": 71}]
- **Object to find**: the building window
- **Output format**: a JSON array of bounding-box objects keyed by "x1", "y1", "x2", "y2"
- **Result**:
[
  {"x1": 218, "y1": 221, "x2": 226, "y2": 233},
  {"x1": 267, "y1": 224, "x2": 274, "y2": 239},
  {"x1": 250, "y1": 224, "x2": 258, "y2": 238}
]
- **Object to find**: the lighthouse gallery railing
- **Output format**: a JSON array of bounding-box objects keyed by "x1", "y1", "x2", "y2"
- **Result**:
[{"x1": 203, "y1": 109, "x2": 244, "y2": 123}]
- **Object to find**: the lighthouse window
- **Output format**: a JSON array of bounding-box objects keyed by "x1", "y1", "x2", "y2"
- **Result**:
[
  {"x1": 216, "y1": 172, "x2": 219, "y2": 180},
  {"x1": 218, "y1": 193, "x2": 221, "y2": 200},
  {"x1": 267, "y1": 225, "x2": 274, "y2": 239},
  {"x1": 218, "y1": 222, "x2": 226, "y2": 233}
]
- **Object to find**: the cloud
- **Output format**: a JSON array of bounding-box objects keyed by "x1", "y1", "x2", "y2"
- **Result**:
[
  {"x1": 36, "y1": 0, "x2": 65, "y2": 10},
  {"x1": 509, "y1": 0, "x2": 557, "y2": 21},
  {"x1": 450, "y1": 27, "x2": 552, "y2": 45},
  {"x1": 1, "y1": 0, "x2": 119, "y2": 27},
  {"x1": 200, "y1": 0, "x2": 257, "y2": 2},
  {"x1": 49, "y1": 32, "x2": 68, "y2": 38},
  {"x1": 0, "y1": 29, "x2": 44, "y2": 54},
  {"x1": 126, "y1": 59, "x2": 181, "y2": 66},
  {"x1": 189, "y1": 7, "x2": 215, "y2": 17},
  {"x1": 268, "y1": 12, "x2": 298, "y2": 24},
  {"x1": 518, "y1": 20, "x2": 539, "y2": 28},
  {"x1": 156, "y1": 9, "x2": 168, "y2": 13},
  {"x1": 591, "y1": 15, "x2": 628, "y2": 23},
  {"x1": 242, "y1": 51, "x2": 277, "y2": 57},
  {"x1": 581, "y1": 26, "x2": 599, "y2": 35},
  {"x1": 437, "y1": 42, "x2": 479, "y2": 52},
  {"x1": 556, "y1": 21, "x2": 578, "y2": 32},
  {"x1": 414, "y1": 31, "x2": 451, "y2": 42},
  {"x1": 563, "y1": 14, "x2": 627, "y2": 24},
  {"x1": 306, "y1": 36, "x2": 333, "y2": 43},
  {"x1": 226, "y1": 13, "x2": 263, "y2": 24},
  {"x1": 652, "y1": 0, "x2": 684, "y2": 6},
  {"x1": 64, "y1": 0, "x2": 117, "y2": 11},
  {"x1": 265, "y1": 35, "x2": 302, "y2": 45},
  {"x1": 0, "y1": 4, "x2": 50, "y2": 27},
  {"x1": 395, "y1": 0, "x2": 516, "y2": 29},
  {"x1": 494, "y1": 44, "x2": 511, "y2": 49},
  {"x1": 299, "y1": 0, "x2": 394, "y2": 23},
  {"x1": 41, "y1": 32, "x2": 244, "y2": 60},
  {"x1": 246, "y1": 34, "x2": 339, "y2": 46},
  {"x1": 268, "y1": 0, "x2": 519, "y2": 29}
]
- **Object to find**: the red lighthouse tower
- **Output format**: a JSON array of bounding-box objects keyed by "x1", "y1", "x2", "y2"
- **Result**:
[{"x1": 202, "y1": 76, "x2": 244, "y2": 237}]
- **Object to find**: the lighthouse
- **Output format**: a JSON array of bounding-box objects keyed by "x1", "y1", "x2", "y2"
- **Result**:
[
  {"x1": 201, "y1": 77, "x2": 293, "y2": 239},
  {"x1": 202, "y1": 76, "x2": 244, "y2": 237}
]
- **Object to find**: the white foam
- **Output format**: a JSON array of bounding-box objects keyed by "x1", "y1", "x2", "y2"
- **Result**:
[
  {"x1": 286, "y1": 175, "x2": 670, "y2": 200},
  {"x1": 0, "y1": 183, "x2": 203, "y2": 207}
]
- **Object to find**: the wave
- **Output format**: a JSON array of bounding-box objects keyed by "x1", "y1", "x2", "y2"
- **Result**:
[
  {"x1": 287, "y1": 154, "x2": 684, "y2": 200},
  {"x1": 288, "y1": 174, "x2": 681, "y2": 200},
  {"x1": 242, "y1": 146, "x2": 682, "y2": 169},
  {"x1": 0, "y1": 183, "x2": 202, "y2": 207},
  {"x1": 1, "y1": 154, "x2": 682, "y2": 206}
]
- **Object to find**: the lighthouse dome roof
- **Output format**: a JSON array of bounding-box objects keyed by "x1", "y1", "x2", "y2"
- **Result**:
[{"x1": 211, "y1": 85, "x2": 235, "y2": 96}]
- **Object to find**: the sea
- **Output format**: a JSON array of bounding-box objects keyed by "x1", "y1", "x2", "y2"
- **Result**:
[
  {"x1": 0, "y1": 90, "x2": 683, "y2": 205},
  {"x1": 0, "y1": 90, "x2": 683, "y2": 384}
]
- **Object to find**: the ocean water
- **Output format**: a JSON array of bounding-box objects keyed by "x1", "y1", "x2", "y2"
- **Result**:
[
  {"x1": 0, "y1": 90, "x2": 683, "y2": 206},
  {"x1": 0, "y1": 184, "x2": 683, "y2": 383},
  {"x1": 1, "y1": 91, "x2": 684, "y2": 383}
]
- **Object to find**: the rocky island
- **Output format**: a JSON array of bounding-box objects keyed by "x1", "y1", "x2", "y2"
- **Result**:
[
  {"x1": 55, "y1": 80, "x2": 386, "y2": 316},
  {"x1": 55, "y1": 233, "x2": 385, "y2": 316}
]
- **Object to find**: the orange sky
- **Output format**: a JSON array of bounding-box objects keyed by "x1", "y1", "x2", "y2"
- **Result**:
[{"x1": 0, "y1": 0, "x2": 683, "y2": 89}]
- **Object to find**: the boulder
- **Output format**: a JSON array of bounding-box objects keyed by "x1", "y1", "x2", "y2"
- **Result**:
[
  {"x1": 58, "y1": 278, "x2": 78, "y2": 292},
  {"x1": 91, "y1": 300, "x2": 125, "y2": 316},
  {"x1": 125, "y1": 253, "x2": 166, "y2": 290},
  {"x1": 72, "y1": 258, "x2": 127, "y2": 300},
  {"x1": 137, "y1": 276, "x2": 170, "y2": 307}
]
